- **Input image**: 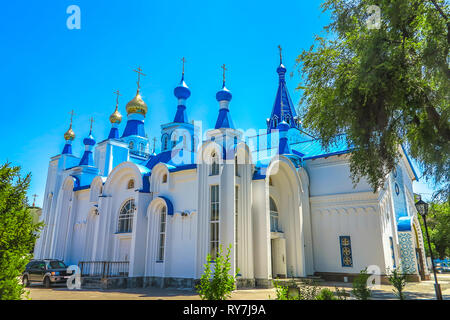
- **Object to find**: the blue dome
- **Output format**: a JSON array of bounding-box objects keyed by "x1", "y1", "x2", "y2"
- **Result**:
[
  {"x1": 174, "y1": 80, "x2": 191, "y2": 100},
  {"x1": 83, "y1": 134, "x2": 96, "y2": 146},
  {"x1": 216, "y1": 86, "x2": 232, "y2": 102},
  {"x1": 277, "y1": 64, "x2": 287, "y2": 74},
  {"x1": 278, "y1": 120, "x2": 289, "y2": 132}
]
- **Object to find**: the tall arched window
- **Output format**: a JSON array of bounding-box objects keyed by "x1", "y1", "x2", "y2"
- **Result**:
[
  {"x1": 211, "y1": 152, "x2": 220, "y2": 176},
  {"x1": 158, "y1": 206, "x2": 167, "y2": 261},
  {"x1": 117, "y1": 199, "x2": 135, "y2": 233},
  {"x1": 269, "y1": 197, "x2": 279, "y2": 232},
  {"x1": 235, "y1": 155, "x2": 239, "y2": 177}
]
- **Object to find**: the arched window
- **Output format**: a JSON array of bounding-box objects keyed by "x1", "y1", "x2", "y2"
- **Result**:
[
  {"x1": 211, "y1": 152, "x2": 220, "y2": 176},
  {"x1": 162, "y1": 174, "x2": 167, "y2": 183},
  {"x1": 162, "y1": 136, "x2": 168, "y2": 151},
  {"x1": 129, "y1": 141, "x2": 134, "y2": 150},
  {"x1": 269, "y1": 177, "x2": 274, "y2": 186},
  {"x1": 158, "y1": 206, "x2": 167, "y2": 261},
  {"x1": 183, "y1": 134, "x2": 187, "y2": 149},
  {"x1": 127, "y1": 179, "x2": 135, "y2": 189},
  {"x1": 235, "y1": 155, "x2": 239, "y2": 177},
  {"x1": 117, "y1": 199, "x2": 135, "y2": 233},
  {"x1": 269, "y1": 197, "x2": 279, "y2": 232},
  {"x1": 273, "y1": 116, "x2": 278, "y2": 128},
  {"x1": 140, "y1": 143, "x2": 145, "y2": 153}
]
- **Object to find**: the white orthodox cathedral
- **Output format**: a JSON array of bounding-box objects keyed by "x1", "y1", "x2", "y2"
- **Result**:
[{"x1": 33, "y1": 55, "x2": 430, "y2": 288}]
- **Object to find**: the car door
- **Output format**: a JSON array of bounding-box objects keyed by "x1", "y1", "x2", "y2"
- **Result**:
[
  {"x1": 26, "y1": 262, "x2": 37, "y2": 281},
  {"x1": 34, "y1": 261, "x2": 46, "y2": 282}
]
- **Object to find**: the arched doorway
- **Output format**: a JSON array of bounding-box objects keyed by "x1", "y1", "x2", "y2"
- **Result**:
[
  {"x1": 269, "y1": 196, "x2": 287, "y2": 278},
  {"x1": 267, "y1": 157, "x2": 307, "y2": 279}
]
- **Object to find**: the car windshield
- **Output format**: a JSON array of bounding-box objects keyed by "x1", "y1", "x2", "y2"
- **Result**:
[{"x1": 48, "y1": 261, "x2": 66, "y2": 269}]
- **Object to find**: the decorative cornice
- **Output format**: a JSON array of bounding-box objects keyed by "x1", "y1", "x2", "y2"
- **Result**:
[{"x1": 310, "y1": 191, "x2": 379, "y2": 209}]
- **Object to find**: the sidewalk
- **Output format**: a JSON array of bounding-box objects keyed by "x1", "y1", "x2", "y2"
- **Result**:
[{"x1": 24, "y1": 274, "x2": 450, "y2": 300}]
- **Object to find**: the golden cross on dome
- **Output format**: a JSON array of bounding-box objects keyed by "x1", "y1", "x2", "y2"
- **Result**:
[
  {"x1": 278, "y1": 45, "x2": 283, "y2": 64},
  {"x1": 221, "y1": 64, "x2": 227, "y2": 85},
  {"x1": 113, "y1": 89, "x2": 121, "y2": 108},
  {"x1": 133, "y1": 66, "x2": 146, "y2": 90},
  {"x1": 69, "y1": 110, "x2": 75, "y2": 127}
]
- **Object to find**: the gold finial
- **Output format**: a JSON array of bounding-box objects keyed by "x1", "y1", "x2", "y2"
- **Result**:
[
  {"x1": 221, "y1": 64, "x2": 227, "y2": 86},
  {"x1": 278, "y1": 45, "x2": 283, "y2": 64},
  {"x1": 89, "y1": 117, "x2": 94, "y2": 134},
  {"x1": 64, "y1": 110, "x2": 76, "y2": 141},
  {"x1": 110, "y1": 90, "x2": 123, "y2": 124},
  {"x1": 133, "y1": 66, "x2": 146, "y2": 92}
]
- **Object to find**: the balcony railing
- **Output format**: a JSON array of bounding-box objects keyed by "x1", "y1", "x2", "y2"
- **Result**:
[{"x1": 78, "y1": 261, "x2": 129, "y2": 278}]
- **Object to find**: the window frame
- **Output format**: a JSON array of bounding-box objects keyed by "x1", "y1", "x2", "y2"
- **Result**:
[
  {"x1": 157, "y1": 206, "x2": 167, "y2": 262},
  {"x1": 117, "y1": 199, "x2": 135, "y2": 233},
  {"x1": 209, "y1": 185, "x2": 220, "y2": 260}
]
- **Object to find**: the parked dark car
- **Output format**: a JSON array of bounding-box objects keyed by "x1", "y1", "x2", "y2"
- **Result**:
[{"x1": 22, "y1": 259, "x2": 72, "y2": 288}]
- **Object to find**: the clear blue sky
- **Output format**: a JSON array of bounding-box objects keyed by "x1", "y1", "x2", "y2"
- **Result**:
[{"x1": 0, "y1": 0, "x2": 434, "y2": 207}]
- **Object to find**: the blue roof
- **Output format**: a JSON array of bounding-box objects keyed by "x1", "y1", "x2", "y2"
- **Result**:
[
  {"x1": 122, "y1": 119, "x2": 146, "y2": 138},
  {"x1": 215, "y1": 108, "x2": 234, "y2": 129},
  {"x1": 267, "y1": 63, "x2": 300, "y2": 132}
]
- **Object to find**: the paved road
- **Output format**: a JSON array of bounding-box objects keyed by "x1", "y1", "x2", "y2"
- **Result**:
[{"x1": 24, "y1": 274, "x2": 450, "y2": 300}]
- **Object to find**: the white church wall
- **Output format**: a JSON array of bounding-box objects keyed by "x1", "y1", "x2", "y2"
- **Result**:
[
  {"x1": 305, "y1": 155, "x2": 372, "y2": 197},
  {"x1": 310, "y1": 192, "x2": 386, "y2": 275},
  {"x1": 162, "y1": 170, "x2": 197, "y2": 279}
]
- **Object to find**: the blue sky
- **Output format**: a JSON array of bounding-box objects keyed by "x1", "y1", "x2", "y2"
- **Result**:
[{"x1": 0, "y1": 0, "x2": 435, "y2": 206}]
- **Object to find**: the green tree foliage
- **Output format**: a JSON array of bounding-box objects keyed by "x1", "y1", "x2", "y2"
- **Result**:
[
  {"x1": 297, "y1": 0, "x2": 449, "y2": 200},
  {"x1": 418, "y1": 201, "x2": 450, "y2": 258},
  {"x1": 352, "y1": 268, "x2": 372, "y2": 300},
  {"x1": 0, "y1": 162, "x2": 41, "y2": 300},
  {"x1": 387, "y1": 268, "x2": 408, "y2": 300},
  {"x1": 197, "y1": 244, "x2": 237, "y2": 300}
]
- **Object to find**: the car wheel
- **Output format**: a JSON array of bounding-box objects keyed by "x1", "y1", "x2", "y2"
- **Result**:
[
  {"x1": 23, "y1": 275, "x2": 30, "y2": 287},
  {"x1": 43, "y1": 276, "x2": 51, "y2": 288}
]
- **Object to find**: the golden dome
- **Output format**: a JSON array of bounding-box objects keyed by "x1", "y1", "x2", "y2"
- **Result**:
[
  {"x1": 126, "y1": 90, "x2": 147, "y2": 116},
  {"x1": 110, "y1": 108, "x2": 122, "y2": 124},
  {"x1": 64, "y1": 126, "x2": 75, "y2": 141}
]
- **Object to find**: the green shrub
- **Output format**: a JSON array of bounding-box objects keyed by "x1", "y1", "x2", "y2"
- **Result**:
[
  {"x1": 387, "y1": 268, "x2": 408, "y2": 300},
  {"x1": 196, "y1": 244, "x2": 237, "y2": 300},
  {"x1": 351, "y1": 268, "x2": 372, "y2": 300},
  {"x1": 0, "y1": 163, "x2": 42, "y2": 300},
  {"x1": 315, "y1": 288, "x2": 337, "y2": 300}
]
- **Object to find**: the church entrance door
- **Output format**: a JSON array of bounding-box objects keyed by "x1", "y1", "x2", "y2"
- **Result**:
[{"x1": 271, "y1": 237, "x2": 287, "y2": 279}]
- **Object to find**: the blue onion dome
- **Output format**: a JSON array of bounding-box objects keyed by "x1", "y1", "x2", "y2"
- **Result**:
[
  {"x1": 278, "y1": 120, "x2": 289, "y2": 132},
  {"x1": 277, "y1": 63, "x2": 287, "y2": 75},
  {"x1": 216, "y1": 85, "x2": 232, "y2": 102},
  {"x1": 174, "y1": 80, "x2": 191, "y2": 100},
  {"x1": 83, "y1": 134, "x2": 96, "y2": 146}
]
